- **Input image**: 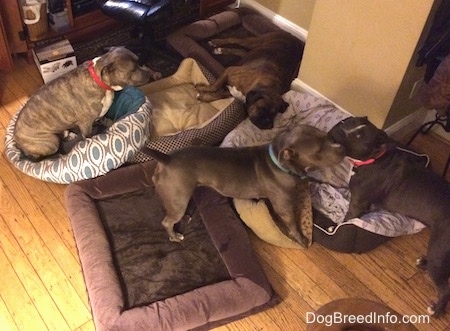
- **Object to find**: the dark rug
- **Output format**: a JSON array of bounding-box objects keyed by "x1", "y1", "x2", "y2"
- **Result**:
[
  {"x1": 72, "y1": 26, "x2": 183, "y2": 78},
  {"x1": 72, "y1": 0, "x2": 202, "y2": 78}
]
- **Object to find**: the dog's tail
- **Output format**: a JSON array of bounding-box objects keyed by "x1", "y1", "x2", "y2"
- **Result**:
[{"x1": 141, "y1": 146, "x2": 171, "y2": 164}]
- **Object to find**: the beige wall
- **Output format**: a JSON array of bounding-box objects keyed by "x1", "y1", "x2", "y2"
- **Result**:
[
  {"x1": 298, "y1": 0, "x2": 434, "y2": 128},
  {"x1": 248, "y1": 0, "x2": 436, "y2": 129},
  {"x1": 252, "y1": 0, "x2": 316, "y2": 31}
]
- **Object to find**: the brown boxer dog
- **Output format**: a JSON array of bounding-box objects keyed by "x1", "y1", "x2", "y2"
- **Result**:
[
  {"x1": 13, "y1": 47, "x2": 158, "y2": 160},
  {"x1": 143, "y1": 125, "x2": 345, "y2": 246},
  {"x1": 196, "y1": 30, "x2": 304, "y2": 130}
]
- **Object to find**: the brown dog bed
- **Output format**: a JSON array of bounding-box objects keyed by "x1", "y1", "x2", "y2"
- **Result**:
[
  {"x1": 65, "y1": 161, "x2": 277, "y2": 331},
  {"x1": 167, "y1": 7, "x2": 304, "y2": 78}
]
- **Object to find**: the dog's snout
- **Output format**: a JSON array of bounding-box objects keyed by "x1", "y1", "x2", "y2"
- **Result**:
[
  {"x1": 331, "y1": 143, "x2": 345, "y2": 152},
  {"x1": 325, "y1": 142, "x2": 346, "y2": 163},
  {"x1": 250, "y1": 115, "x2": 274, "y2": 130}
]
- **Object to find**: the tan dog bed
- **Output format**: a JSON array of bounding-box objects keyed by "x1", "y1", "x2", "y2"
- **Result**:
[
  {"x1": 131, "y1": 58, "x2": 246, "y2": 162},
  {"x1": 233, "y1": 179, "x2": 313, "y2": 249}
]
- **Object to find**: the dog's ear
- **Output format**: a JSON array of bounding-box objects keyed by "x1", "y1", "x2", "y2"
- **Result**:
[
  {"x1": 101, "y1": 62, "x2": 116, "y2": 80},
  {"x1": 361, "y1": 116, "x2": 371, "y2": 125},
  {"x1": 245, "y1": 89, "x2": 264, "y2": 106},
  {"x1": 245, "y1": 89, "x2": 264, "y2": 108},
  {"x1": 280, "y1": 148, "x2": 295, "y2": 160}
]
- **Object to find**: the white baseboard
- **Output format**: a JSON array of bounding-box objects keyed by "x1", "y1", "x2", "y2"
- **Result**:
[
  {"x1": 384, "y1": 108, "x2": 429, "y2": 140},
  {"x1": 238, "y1": 0, "x2": 308, "y2": 41},
  {"x1": 237, "y1": 1, "x2": 437, "y2": 140},
  {"x1": 292, "y1": 79, "x2": 433, "y2": 140},
  {"x1": 291, "y1": 78, "x2": 353, "y2": 116}
]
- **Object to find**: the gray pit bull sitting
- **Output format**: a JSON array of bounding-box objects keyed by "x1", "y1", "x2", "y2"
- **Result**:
[
  {"x1": 13, "y1": 47, "x2": 159, "y2": 160},
  {"x1": 329, "y1": 116, "x2": 450, "y2": 317},
  {"x1": 143, "y1": 125, "x2": 345, "y2": 247}
]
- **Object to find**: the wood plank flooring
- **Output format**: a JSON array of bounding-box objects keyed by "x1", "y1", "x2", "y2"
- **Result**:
[{"x1": 1, "y1": 56, "x2": 450, "y2": 331}]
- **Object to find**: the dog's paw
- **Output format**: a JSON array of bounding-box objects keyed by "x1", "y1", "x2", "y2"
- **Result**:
[
  {"x1": 301, "y1": 237, "x2": 312, "y2": 248},
  {"x1": 169, "y1": 232, "x2": 184, "y2": 243},
  {"x1": 195, "y1": 84, "x2": 209, "y2": 92},
  {"x1": 213, "y1": 47, "x2": 223, "y2": 55},
  {"x1": 151, "y1": 71, "x2": 162, "y2": 81},
  {"x1": 63, "y1": 130, "x2": 79, "y2": 142},
  {"x1": 196, "y1": 91, "x2": 210, "y2": 102},
  {"x1": 427, "y1": 304, "x2": 436, "y2": 316},
  {"x1": 182, "y1": 214, "x2": 193, "y2": 223},
  {"x1": 416, "y1": 256, "x2": 428, "y2": 270},
  {"x1": 288, "y1": 230, "x2": 310, "y2": 248}
]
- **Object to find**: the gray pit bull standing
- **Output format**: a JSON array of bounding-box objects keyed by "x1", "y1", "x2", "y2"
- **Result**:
[
  {"x1": 13, "y1": 47, "x2": 159, "y2": 160},
  {"x1": 143, "y1": 125, "x2": 345, "y2": 247}
]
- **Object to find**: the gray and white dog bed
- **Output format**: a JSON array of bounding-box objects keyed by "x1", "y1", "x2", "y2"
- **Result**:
[
  {"x1": 222, "y1": 90, "x2": 426, "y2": 253},
  {"x1": 5, "y1": 58, "x2": 245, "y2": 184},
  {"x1": 5, "y1": 98, "x2": 151, "y2": 184}
]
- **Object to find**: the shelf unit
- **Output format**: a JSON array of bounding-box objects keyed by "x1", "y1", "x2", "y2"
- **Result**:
[{"x1": 0, "y1": 0, "x2": 236, "y2": 71}]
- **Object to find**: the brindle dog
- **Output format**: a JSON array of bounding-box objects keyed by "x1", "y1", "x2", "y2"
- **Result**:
[
  {"x1": 196, "y1": 30, "x2": 303, "y2": 130},
  {"x1": 14, "y1": 47, "x2": 158, "y2": 160}
]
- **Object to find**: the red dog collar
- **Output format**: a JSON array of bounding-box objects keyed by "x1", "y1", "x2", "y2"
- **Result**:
[
  {"x1": 88, "y1": 60, "x2": 113, "y2": 91},
  {"x1": 349, "y1": 148, "x2": 387, "y2": 167}
]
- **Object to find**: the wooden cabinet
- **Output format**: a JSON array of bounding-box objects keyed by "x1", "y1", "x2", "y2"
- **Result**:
[
  {"x1": 0, "y1": 0, "x2": 122, "y2": 69},
  {"x1": 0, "y1": 0, "x2": 236, "y2": 71},
  {"x1": 61, "y1": 0, "x2": 124, "y2": 43},
  {"x1": 0, "y1": 9, "x2": 14, "y2": 72},
  {"x1": 0, "y1": 0, "x2": 29, "y2": 54}
]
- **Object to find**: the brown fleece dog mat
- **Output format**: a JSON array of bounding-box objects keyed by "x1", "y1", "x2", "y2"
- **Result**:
[{"x1": 65, "y1": 160, "x2": 278, "y2": 331}]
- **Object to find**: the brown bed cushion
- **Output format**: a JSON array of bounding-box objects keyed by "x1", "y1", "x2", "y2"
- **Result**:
[
  {"x1": 167, "y1": 7, "x2": 296, "y2": 77},
  {"x1": 65, "y1": 161, "x2": 277, "y2": 331}
]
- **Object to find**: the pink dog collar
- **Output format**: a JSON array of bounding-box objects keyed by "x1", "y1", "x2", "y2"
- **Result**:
[
  {"x1": 349, "y1": 148, "x2": 387, "y2": 167},
  {"x1": 88, "y1": 60, "x2": 113, "y2": 91}
]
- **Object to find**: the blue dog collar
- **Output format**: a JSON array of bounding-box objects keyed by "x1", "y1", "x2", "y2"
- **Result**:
[{"x1": 268, "y1": 144, "x2": 307, "y2": 179}]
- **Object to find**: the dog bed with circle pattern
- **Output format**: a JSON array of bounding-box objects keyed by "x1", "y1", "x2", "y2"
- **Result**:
[{"x1": 4, "y1": 98, "x2": 152, "y2": 184}]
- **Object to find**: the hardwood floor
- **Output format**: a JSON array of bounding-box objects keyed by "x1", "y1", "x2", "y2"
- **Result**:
[{"x1": 1, "y1": 56, "x2": 450, "y2": 331}]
